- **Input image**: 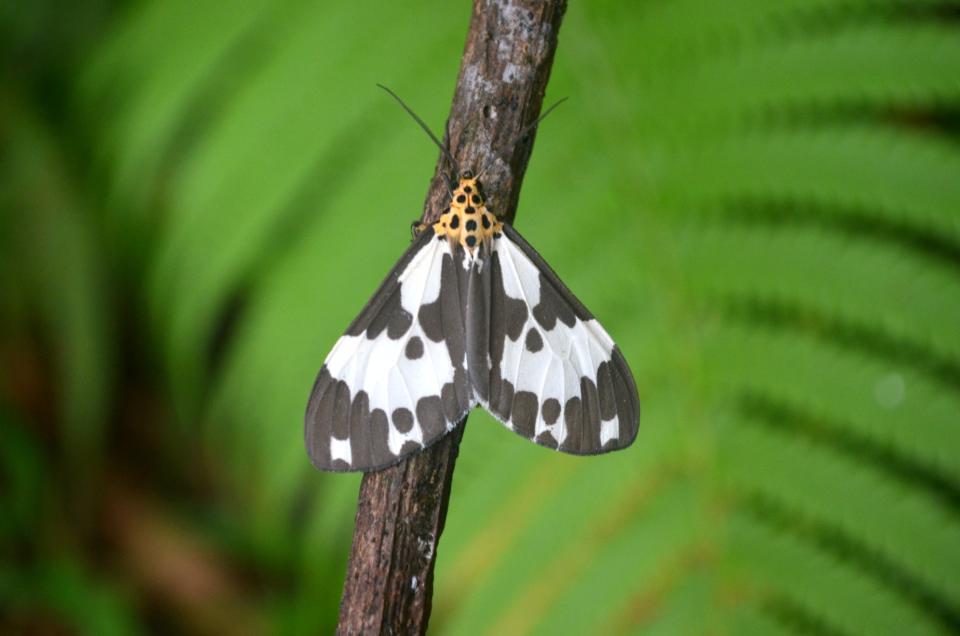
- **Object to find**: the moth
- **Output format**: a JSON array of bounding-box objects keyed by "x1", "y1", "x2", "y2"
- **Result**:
[{"x1": 305, "y1": 88, "x2": 640, "y2": 472}]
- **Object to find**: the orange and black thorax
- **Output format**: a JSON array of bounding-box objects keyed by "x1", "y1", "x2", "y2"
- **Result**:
[{"x1": 432, "y1": 177, "x2": 503, "y2": 258}]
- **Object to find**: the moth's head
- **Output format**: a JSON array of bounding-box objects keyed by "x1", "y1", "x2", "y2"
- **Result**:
[
  {"x1": 452, "y1": 172, "x2": 485, "y2": 209},
  {"x1": 459, "y1": 169, "x2": 477, "y2": 188}
]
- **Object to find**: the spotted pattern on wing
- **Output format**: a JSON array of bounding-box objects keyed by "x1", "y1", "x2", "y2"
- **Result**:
[{"x1": 305, "y1": 177, "x2": 640, "y2": 472}]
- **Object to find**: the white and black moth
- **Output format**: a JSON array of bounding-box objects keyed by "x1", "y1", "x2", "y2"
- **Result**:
[{"x1": 304, "y1": 170, "x2": 640, "y2": 472}]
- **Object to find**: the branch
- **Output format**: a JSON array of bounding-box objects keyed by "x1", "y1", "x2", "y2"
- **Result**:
[{"x1": 336, "y1": 1, "x2": 567, "y2": 633}]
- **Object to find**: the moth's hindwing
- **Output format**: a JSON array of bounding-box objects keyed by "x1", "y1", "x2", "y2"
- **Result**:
[
  {"x1": 304, "y1": 226, "x2": 472, "y2": 471},
  {"x1": 474, "y1": 224, "x2": 640, "y2": 454}
]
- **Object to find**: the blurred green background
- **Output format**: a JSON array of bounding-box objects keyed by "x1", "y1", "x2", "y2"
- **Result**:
[{"x1": 2, "y1": 0, "x2": 959, "y2": 634}]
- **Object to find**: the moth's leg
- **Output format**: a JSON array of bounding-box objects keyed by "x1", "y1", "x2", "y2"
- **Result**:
[{"x1": 411, "y1": 219, "x2": 429, "y2": 239}]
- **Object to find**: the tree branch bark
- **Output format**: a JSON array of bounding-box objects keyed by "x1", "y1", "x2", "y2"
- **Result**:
[{"x1": 337, "y1": 1, "x2": 567, "y2": 633}]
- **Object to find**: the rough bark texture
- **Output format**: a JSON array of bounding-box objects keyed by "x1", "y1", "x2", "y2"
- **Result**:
[{"x1": 336, "y1": 1, "x2": 567, "y2": 634}]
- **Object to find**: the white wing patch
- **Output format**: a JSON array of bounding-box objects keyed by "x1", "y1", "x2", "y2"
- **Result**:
[
  {"x1": 399, "y1": 235, "x2": 443, "y2": 306},
  {"x1": 330, "y1": 437, "x2": 352, "y2": 464}
]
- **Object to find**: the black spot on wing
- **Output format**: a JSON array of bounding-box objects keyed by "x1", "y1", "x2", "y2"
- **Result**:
[
  {"x1": 504, "y1": 311, "x2": 527, "y2": 344},
  {"x1": 577, "y1": 376, "x2": 603, "y2": 454},
  {"x1": 559, "y1": 396, "x2": 582, "y2": 454},
  {"x1": 405, "y1": 336, "x2": 424, "y2": 360},
  {"x1": 525, "y1": 327, "x2": 543, "y2": 352},
  {"x1": 541, "y1": 398, "x2": 561, "y2": 425},
  {"x1": 511, "y1": 391, "x2": 538, "y2": 438},
  {"x1": 349, "y1": 390, "x2": 372, "y2": 468},
  {"x1": 596, "y1": 360, "x2": 617, "y2": 421},
  {"x1": 535, "y1": 430, "x2": 558, "y2": 449},
  {"x1": 332, "y1": 379, "x2": 351, "y2": 438},
  {"x1": 399, "y1": 440, "x2": 422, "y2": 456},
  {"x1": 370, "y1": 409, "x2": 392, "y2": 465},
  {"x1": 392, "y1": 407, "x2": 414, "y2": 433},
  {"x1": 417, "y1": 395, "x2": 447, "y2": 440}
]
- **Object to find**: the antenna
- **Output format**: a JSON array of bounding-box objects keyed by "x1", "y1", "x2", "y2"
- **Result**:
[
  {"x1": 475, "y1": 97, "x2": 569, "y2": 180},
  {"x1": 377, "y1": 84, "x2": 460, "y2": 178},
  {"x1": 518, "y1": 97, "x2": 568, "y2": 140}
]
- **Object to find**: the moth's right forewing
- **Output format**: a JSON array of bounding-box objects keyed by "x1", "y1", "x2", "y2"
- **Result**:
[{"x1": 305, "y1": 228, "x2": 472, "y2": 472}]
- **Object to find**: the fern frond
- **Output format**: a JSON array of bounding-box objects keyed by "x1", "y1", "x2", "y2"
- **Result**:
[
  {"x1": 653, "y1": 126, "x2": 960, "y2": 243},
  {"x1": 729, "y1": 512, "x2": 949, "y2": 636},
  {"x1": 633, "y1": 22, "x2": 960, "y2": 136},
  {"x1": 720, "y1": 414, "x2": 960, "y2": 611},
  {"x1": 682, "y1": 223, "x2": 960, "y2": 364},
  {"x1": 707, "y1": 324, "x2": 960, "y2": 484}
]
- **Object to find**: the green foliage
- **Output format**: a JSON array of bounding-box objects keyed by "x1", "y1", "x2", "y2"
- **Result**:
[{"x1": 2, "y1": 0, "x2": 959, "y2": 633}]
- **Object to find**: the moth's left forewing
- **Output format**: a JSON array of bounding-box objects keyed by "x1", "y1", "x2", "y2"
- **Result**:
[{"x1": 477, "y1": 224, "x2": 640, "y2": 455}]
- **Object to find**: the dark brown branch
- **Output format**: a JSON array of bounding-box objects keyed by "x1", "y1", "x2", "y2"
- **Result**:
[{"x1": 336, "y1": 1, "x2": 567, "y2": 634}]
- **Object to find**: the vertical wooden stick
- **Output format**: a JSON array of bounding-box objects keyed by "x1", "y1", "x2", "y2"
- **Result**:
[{"x1": 337, "y1": 1, "x2": 567, "y2": 633}]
